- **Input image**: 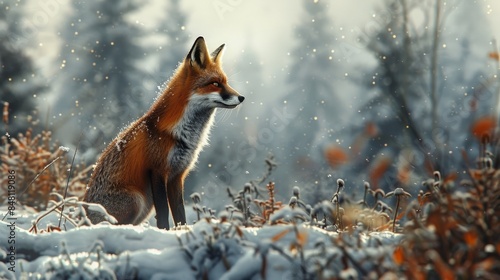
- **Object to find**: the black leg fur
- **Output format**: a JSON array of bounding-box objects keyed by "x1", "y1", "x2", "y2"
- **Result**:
[{"x1": 150, "y1": 171, "x2": 170, "y2": 229}]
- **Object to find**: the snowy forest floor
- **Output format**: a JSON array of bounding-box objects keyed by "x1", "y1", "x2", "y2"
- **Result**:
[
  {"x1": 1, "y1": 130, "x2": 500, "y2": 279},
  {"x1": 1, "y1": 166, "x2": 499, "y2": 280},
  {"x1": 0, "y1": 207, "x2": 401, "y2": 279}
]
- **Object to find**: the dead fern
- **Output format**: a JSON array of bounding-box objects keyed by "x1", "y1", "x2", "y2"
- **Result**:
[
  {"x1": 395, "y1": 135, "x2": 500, "y2": 279},
  {"x1": 0, "y1": 128, "x2": 91, "y2": 210},
  {"x1": 226, "y1": 156, "x2": 284, "y2": 227}
]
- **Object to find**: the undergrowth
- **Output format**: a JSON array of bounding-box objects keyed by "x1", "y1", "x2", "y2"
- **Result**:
[
  {"x1": 0, "y1": 128, "x2": 91, "y2": 211},
  {"x1": 184, "y1": 140, "x2": 499, "y2": 278},
  {"x1": 1, "y1": 126, "x2": 499, "y2": 279},
  {"x1": 394, "y1": 135, "x2": 500, "y2": 279}
]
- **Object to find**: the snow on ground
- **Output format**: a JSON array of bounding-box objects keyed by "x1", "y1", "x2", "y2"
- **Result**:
[{"x1": 0, "y1": 206, "x2": 402, "y2": 279}]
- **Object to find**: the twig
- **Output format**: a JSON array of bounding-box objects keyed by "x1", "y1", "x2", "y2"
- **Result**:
[
  {"x1": 59, "y1": 139, "x2": 80, "y2": 228},
  {"x1": 20, "y1": 157, "x2": 63, "y2": 197},
  {"x1": 29, "y1": 198, "x2": 79, "y2": 232},
  {"x1": 1, "y1": 156, "x2": 63, "y2": 222}
]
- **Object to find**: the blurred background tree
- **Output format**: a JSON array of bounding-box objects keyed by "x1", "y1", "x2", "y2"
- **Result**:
[
  {"x1": 268, "y1": 0, "x2": 343, "y2": 202},
  {"x1": 346, "y1": 0, "x2": 496, "y2": 193},
  {"x1": 0, "y1": 0, "x2": 46, "y2": 135},
  {"x1": 53, "y1": 0, "x2": 149, "y2": 158}
]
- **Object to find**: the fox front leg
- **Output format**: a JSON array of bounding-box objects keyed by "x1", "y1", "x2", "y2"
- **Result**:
[
  {"x1": 150, "y1": 172, "x2": 170, "y2": 229},
  {"x1": 167, "y1": 175, "x2": 187, "y2": 227}
]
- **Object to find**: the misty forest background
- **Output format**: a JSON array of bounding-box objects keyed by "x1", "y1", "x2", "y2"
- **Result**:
[{"x1": 2, "y1": 0, "x2": 499, "y2": 208}]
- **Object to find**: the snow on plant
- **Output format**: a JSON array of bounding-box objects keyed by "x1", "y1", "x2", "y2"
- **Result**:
[
  {"x1": 225, "y1": 156, "x2": 282, "y2": 227},
  {"x1": 392, "y1": 133, "x2": 500, "y2": 279},
  {"x1": 190, "y1": 192, "x2": 216, "y2": 223},
  {"x1": 41, "y1": 241, "x2": 117, "y2": 280},
  {"x1": 177, "y1": 219, "x2": 247, "y2": 279},
  {"x1": 28, "y1": 192, "x2": 118, "y2": 233},
  {"x1": 385, "y1": 187, "x2": 412, "y2": 233},
  {"x1": 2, "y1": 125, "x2": 500, "y2": 279}
]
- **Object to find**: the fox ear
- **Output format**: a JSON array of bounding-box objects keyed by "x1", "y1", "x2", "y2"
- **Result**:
[
  {"x1": 187, "y1": 36, "x2": 210, "y2": 68},
  {"x1": 211, "y1": 44, "x2": 225, "y2": 64}
]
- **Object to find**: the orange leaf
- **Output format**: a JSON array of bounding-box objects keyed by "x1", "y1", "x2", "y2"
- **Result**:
[
  {"x1": 428, "y1": 251, "x2": 455, "y2": 280},
  {"x1": 473, "y1": 257, "x2": 495, "y2": 271},
  {"x1": 2, "y1": 102, "x2": 8, "y2": 125},
  {"x1": 396, "y1": 210, "x2": 406, "y2": 221},
  {"x1": 418, "y1": 192, "x2": 431, "y2": 206},
  {"x1": 397, "y1": 163, "x2": 412, "y2": 185},
  {"x1": 271, "y1": 229, "x2": 290, "y2": 242},
  {"x1": 369, "y1": 156, "x2": 392, "y2": 188},
  {"x1": 393, "y1": 246, "x2": 405, "y2": 265},
  {"x1": 364, "y1": 122, "x2": 379, "y2": 137},
  {"x1": 375, "y1": 221, "x2": 392, "y2": 231},
  {"x1": 443, "y1": 173, "x2": 458, "y2": 184},
  {"x1": 464, "y1": 231, "x2": 478, "y2": 248},
  {"x1": 469, "y1": 169, "x2": 484, "y2": 180},
  {"x1": 235, "y1": 226, "x2": 243, "y2": 237},
  {"x1": 296, "y1": 230, "x2": 308, "y2": 247},
  {"x1": 324, "y1": 145, "x2": 349, "y2": 168},
  {"x1": 471, "y1": 116, "x2": 496, "y2": 139},
  {"x1": 426, "y1": 210, "x2": 446, "y2": 236},
  {"x1": 489, "y1": 52, "x2": 500, "y2": 61}
]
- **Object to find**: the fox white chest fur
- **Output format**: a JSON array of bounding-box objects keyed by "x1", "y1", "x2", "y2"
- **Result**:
[{"x1": 168, "y1": 101, "x2": 216, "y2": 177}]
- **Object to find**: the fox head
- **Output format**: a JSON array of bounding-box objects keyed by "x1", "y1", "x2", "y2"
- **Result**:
[{"x1": 182, "y1": 36, "x2": 244, "y2": 109}]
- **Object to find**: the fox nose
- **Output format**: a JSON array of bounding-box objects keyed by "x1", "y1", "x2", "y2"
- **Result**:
[{"x1": 238, "y1": 96, "x2": 245, "y2": 103}]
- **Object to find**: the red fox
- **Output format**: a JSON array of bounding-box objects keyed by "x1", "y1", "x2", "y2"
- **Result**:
[{"x1": 83, "y1": 37, "x2": 244, "y2": 229}]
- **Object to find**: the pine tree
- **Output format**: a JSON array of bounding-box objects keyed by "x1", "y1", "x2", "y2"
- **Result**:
[
  {"x1": 156, "y1": 0, "x2": 190, "y2": 79},
  {"x1": 353, "y1": 0, "x2": 440, "y2": 190},
  {"x1": 273, "y1": 0, "x2": 340, "y2": 192},
  {"x1": 54, "y1": 0, "x2": 147, "y2": 156},
  {"x1": 432, "y1": 0, "x2": 494, "y2": 169},
  {"x1": 354, "y1": 0, "x2": 495, "y2": 189},
  {"x1": 0, "y1": 0, "x2": 45, "y2": 134}
]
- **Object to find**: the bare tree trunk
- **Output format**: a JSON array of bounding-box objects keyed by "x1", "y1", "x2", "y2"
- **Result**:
[
  {"x1": 400, "y1": 0, "x2": 410, "y2": 108},
  {"x1": 492, "y1": 40, "x2": 500, "y2": 124},
  {"x1": 430, "y1": 0, "x2": 442, "y2": 145},
  {"x1": 399, "y1": 0, "x2": 425, "y2": 150}
]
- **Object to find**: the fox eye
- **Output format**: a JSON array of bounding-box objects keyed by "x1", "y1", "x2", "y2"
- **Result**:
[{"x1": 212, "y1": 82, "x2": 220, "y2": 87}]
